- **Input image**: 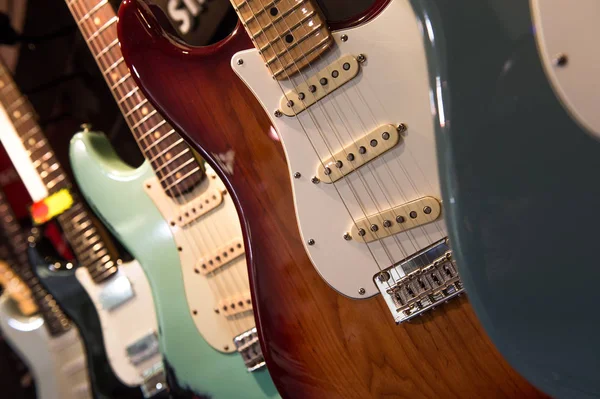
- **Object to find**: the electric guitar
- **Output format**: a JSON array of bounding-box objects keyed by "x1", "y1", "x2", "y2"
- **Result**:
[
  {"x1": 0, "y1": 187, "x2": 92, "y2": 399},
  {"x1": 0, "y1": 62, "x2": 163, "y2": 398},
  {"x1": 117, "y1": 1, "x2": 546, "y2": 397},
  {"x1": 385, "y1": 1, "x2": 597, "y2": 398},
  {"x1": 65, "y1": 0, "x2": 279, "y2": 397}
]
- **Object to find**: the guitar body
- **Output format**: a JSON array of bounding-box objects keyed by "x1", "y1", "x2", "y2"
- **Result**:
[
  {"x1": 0, "y1": 293, "x2": 91, "y2": 399},
  {"x1": 118, "y1": 1, "x2": 544, "y2": 397},
  {"x1": 28, "y1": 239, "x2": 143, "y2": 399},
  {"x1": 405, "y1": 1, "x2": 600, "y2": 398},
  {"x1": 75, "y1": 261, "x2": 162, "y2": 388},
  {"x1": 69, "y1": 131, "x2": 279, "y2": 398}
]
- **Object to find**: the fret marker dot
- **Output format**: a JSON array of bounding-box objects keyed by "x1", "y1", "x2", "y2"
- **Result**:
[
  {"x1": 154, "y1": 131, "x2": 160, "y2": 139},
  {"x1": 94, "y1": 17, "x2": 101, "y2": 26},
  {"x1": 270, "y1": 7, "x2": 278, "y2": 16},
  {"x1": 28, "y1": 138, "x2": 35, "y2": 145},
  {"x1": 285, "y1": 34, "x2": 294, "y2": 43},
  {"x1": 141, "y1": 107, "x2": 148, "y2": 115},
  {"x1": 176, "y1": 172, "x2": 182, "y2": 179},
  {"x1": 165, "y1": 153, "x2": 172, "y2": 160},
  {"x1": 40, "y1": 171, "x2": 48, "y2": 178},
  {"x1": 0, "y1": 81, "x2": 4, "y2": 88},
  {"x1": 13, "y1": 110, "x2": 21, "y2": 118},
  {"x1": 42, "y1": 163, "x2": 48, "y2": 169},
  {"x1": 111, "y1": 73, "x2": 118, "y2": 81}
]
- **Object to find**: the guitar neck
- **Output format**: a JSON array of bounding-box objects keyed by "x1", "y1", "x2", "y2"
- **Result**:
[
  {"x1": 230, "y1": 0, "x2": 333, "y2": 79},
  {"x1": 0, "y1": 188, "x2": 71, "y2": 335},
  {"x1": 0, "y1": 63, "x2": 119, "y2": 283},
  {"x1": 65, "y1": 0, "x2": 204, "y2": 197}
]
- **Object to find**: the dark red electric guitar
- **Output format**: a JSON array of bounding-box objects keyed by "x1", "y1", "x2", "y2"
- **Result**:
[{"x1": 117, "y1": 0, "x2": 545, "y2": 397}]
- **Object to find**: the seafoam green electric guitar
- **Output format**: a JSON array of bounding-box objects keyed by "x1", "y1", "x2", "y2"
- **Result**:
[{"x1": 66, "y1": 0, "x2": 279, "y2": 397}]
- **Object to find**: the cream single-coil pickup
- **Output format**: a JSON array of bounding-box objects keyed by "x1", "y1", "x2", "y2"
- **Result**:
[
  {"x1": 278, "y1": 55, "x2": 362, "y2": 116},
  {"x1": 215, "y1": 292, "x2": 253, "y2": 318},
  {"x1": 350, "y1": 196, "x2": 441, "y2": 243},
  {"x1": 196, "y1": 238, "x2": 245, "y2": 275},
  {"x1": 317, "y1": 124, "x2": 401, "y2": 183},
  {"x1": 173, "y1": 188, "x2": 223, "y2": 227}
]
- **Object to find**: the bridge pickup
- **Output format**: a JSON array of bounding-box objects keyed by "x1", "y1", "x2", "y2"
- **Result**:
[
  {"x1": 98, "y1": 273, "x2": 135, "y2": 311},
  {"x1": 234, "y1": 327, "x2": 266, "y2": 372},
  {"x1": 374, "y1": 239, "x2": 464, "y2": 323},
  {"x1": 350, "y1": 196, "x2": 441, "y2": 243},
  {"x1": 196, "y1": 238, "x2": 245, "y2": 275},
  {"x1": 279, "y1": 54, "x2": 361, "y2": 116},
  {"x1": 174, "y1": 188, "x2": 223, "y2": 227},
  {"x1": 317, "y1": 124, "x2": 401, "y2": 183},
  {"x1": 215, "y1": 292, "x2": 253, "y2": 318},
  {"x1": 126, "y1": 331, "x2": 160, "y2": 366}
]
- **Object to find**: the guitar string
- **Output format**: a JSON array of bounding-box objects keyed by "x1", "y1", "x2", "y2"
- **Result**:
[
  {"x1": 242, "y1": 0, "x2": 403, "y2": 288},
  {"x1": 70, "y1": 0, "x2": 254, "y2": 336}
]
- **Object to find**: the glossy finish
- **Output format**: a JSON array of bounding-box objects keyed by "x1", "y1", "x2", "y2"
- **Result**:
[
  {"x1": 28, "y1": 235, "x2": 142, "y2": 399},
  {"x1": 118, "y1": 1, "x2": 545, "y2": 397},
  {"x1": 69, "y1": 131, "x2": 278, "y2": 398},
  {"x1": 412, "y1": 1, "x2": 600, "y2": 398}
]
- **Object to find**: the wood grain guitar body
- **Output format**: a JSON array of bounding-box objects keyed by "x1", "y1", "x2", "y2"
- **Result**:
[{"x1": 117, "y1": 1, "x2": 545, "y2": 397}]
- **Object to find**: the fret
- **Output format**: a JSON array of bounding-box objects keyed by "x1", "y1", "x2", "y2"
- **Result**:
[
  {"x1": 138, "y1": 120, "x2": 167, "y2": 141},
  {"x1": 149, "y1": 137, "x2": 184, "y2": 162},
  {"x1": 21, "y1": 125, "x2": 41, "y2": 141},
  {"x1": 145, "y1": 129, "x2": 173, "y2": 151},
  {"x1": 117, "y1": 86, "x2": 139, "y2": 105},
  {"x1": 155, "y1": 148, "x2": 191, "y2": 172},
  {"x1": 110, "y1": 72, "x2": 131, "y2": 90},
  {"x1": 13, "y1": 112, "x2": 33, "y2": 128},
  {"x1": 25, "y1": 138, "x2": 47, "y2": 154},
  {"x1": 131, "y1": 109, "x2": 158, "y2": 130},
  {"x1": 78, "y1": 0, "x2": 108, "y2": 24},
  {"x1": 160, "y1": 158, "x2": 196, "y2": 181},
  {"x1": 95, "y1": 38, "x2": 119, "y2": 61},
  {"x1": 6, "y1": 96, "x2": 25, "y2": 112},
  {"x1": 164, "y1": 167, "x2": 202, "y2": 191},
  {"x1": 85, "y1": 16, "x2": 118, "y2": 43},
  {"x1": 103, "y1": 57, "x2": 125, "y2": 75},
  {"x1": 231, "y1": 0, "x2": 333, "y2": 79},
  {"x1": 124, "y1": 98, "x2": 149, "y2": 117},
  {"x1": 44, "y1": 174, "x2": 66, "y2": 190}
]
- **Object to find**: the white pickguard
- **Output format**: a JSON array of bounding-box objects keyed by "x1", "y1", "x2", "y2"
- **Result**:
[
  {"x1": 76, "y1": 260, "x2": 162, "y2": 386},
  {"x1": 531, "y1": 0, "x2": 600, "y2": 138},
  {"x1": 232, "y1": 0, "x2": 446, "y2": 298},
  {"x1": 144, "y1": 167, "x2": 253, "y2": 353},
  {"x1": 0, "y1": 294, "x2": 91, "y2": 399}
]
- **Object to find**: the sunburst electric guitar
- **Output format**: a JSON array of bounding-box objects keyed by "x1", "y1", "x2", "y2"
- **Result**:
[
  {"x1": 0, "y1": 62, "x2": 165, "y2": 398},
  {"x1": 117, "y1": 0, "x2": 547, "y2": 397},
  {"x1": 65, "y1": 0, "x2": 278, "y2": 397},
  {"x1": 0, "y1": 187, "x2": 92, "y2": 399}
]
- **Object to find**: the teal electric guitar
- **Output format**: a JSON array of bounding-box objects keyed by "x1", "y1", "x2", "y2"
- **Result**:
[
  {"x1": 416, "y1": 0, "x2": 600, "y2": 398},
  {"x1": 66, "y1": 0, "x2": 279, "y2": 397}
]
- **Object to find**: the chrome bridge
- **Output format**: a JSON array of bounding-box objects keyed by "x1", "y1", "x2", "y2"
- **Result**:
[
  {"x1": 140, "y1": 362, "x2": 168, "y2": 398},
  {"x1": 374, "y1": 238, "x2": 464, "y2": 323},
  {"x1": 234, "y1": 327, "x2": 265, "y2": 372}
]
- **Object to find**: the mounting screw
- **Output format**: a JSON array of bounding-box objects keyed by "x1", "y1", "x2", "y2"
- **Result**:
[
  {"x1": 357, "y1": 54, "x2": 367, "y2": 63},
  {"x1": 397, "y1": 123, "x2": 407, "y2": 133},
  {"x1": 343, "y1": 232, "x2": 352, "y2": 241},
  {"x1": 311, "y1": 176, "x2": 320, "y2": 184},
  {"x1": 553, "y1": 53, "x2": 568, "y2": 67},
  {"x1": 274, "y1": 110, "x2": 283, "y2": 118},
  {"x1": 307, "y1": 239, "x2": 315, "y2": 246},
  {"x1": 80, "y1": 123, "x2": 92, "y2": 132},
  {"x1": 378, "y1": 271, "x2": 390, "y2": 282},
  {"x1": 293, "y1": 172, "x2": 301, "y2": 179},
  {"x1": 341, "y1": 34, "x2": 348, "y2": 42},
  {"x1": 358, "y1": 288, "x2": 366, "y2": 295},
  {"x1": 237, "y1": 59, "x2": 244, "y2": 65}
]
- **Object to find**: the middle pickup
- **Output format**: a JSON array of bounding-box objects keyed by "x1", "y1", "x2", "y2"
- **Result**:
[
  {"x1": 196, "y1": 238, "x2": 245, "y2": 275},
  {"x1": 317, "y1": 124, "x2": 401, "y2": 183}
]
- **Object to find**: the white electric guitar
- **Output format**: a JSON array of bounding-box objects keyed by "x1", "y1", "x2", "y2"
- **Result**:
[{"x1": 0, "y1": 63, "x2": 166, "y2": 395}]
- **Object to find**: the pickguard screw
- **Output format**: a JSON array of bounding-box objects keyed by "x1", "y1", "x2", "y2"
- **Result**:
[
  {"x1": 311, "y1": 176, "x2": 320, "y2": 184},
  {"x1": 397, "y1": 123, "x2": 407, "y2": 133},
  {"x1": 423, "y1": 206, "x2": 432, "y2": 214},
  {"x1": 358, "y1": 288, "x2": 366, "y2": 295},
  {"x1": 293, "y1": 172, "x2": 301, "y2": 179},
  {"x1": 554, "y1": 53, "x2": 568, "y2": 67},
  {"x1": 274, "y1": 110, "x2": 283, "y2": 117},
  {"x1": 378, "y1": 271, "x2": 390, "y2": 282},
  {"x1": 357, "y1": 54, "x2": 367, "y2": 63},
  {"x1": 341, "y1": 34, "x2": 348, "y2": 42},
  {"x1": 237, "y1": 59, "x2": 244, "y2": 65},
  {"x1": 307, "y1": 239, "x2": 315, "y2": 246},
  {"x1": 343, "y1": 232, "x2": 352, "y2": 241}
]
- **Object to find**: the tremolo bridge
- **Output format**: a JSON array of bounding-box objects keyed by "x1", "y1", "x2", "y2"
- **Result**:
[{"x1": 374, "y1": 239, "x2": 464, "y2": 323}]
